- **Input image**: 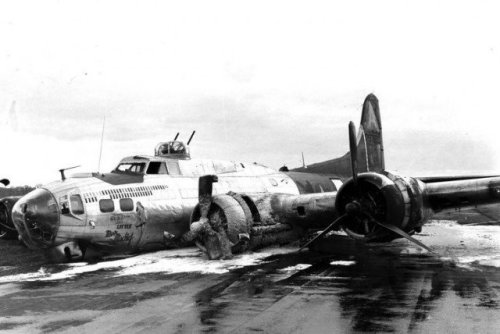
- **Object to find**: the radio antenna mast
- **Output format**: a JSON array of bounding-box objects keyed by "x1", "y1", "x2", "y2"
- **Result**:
[{"x1": 97, "y1": 115, "x2": 106, "y2": 173}]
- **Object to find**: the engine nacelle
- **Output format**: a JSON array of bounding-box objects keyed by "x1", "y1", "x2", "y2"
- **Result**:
[
  {"x1": 0, "y1": 196, "x2": 21, "y2": 239},
  {"x1": 335, "y1": 172, "x2": 430, "y2": 241},
  {"x1": 189, "y1": 191, "x2": 336, "y2": 259}
]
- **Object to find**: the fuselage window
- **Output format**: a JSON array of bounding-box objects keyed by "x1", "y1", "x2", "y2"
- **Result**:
[
  {"x1": 146, "y1": 161, "x2": 168, "y2": 174},
  {"x1": 99, "y1": 199, "x2": 115, "y2": 213},
  {"x1": 120, "y1": 198, "x2": 134, "y2": 212},
  {"x1": 166, "y1": 161, "x2": 181, "y2": 175},
  {"x1": 70, "y1": 194, "x2": 84, "y2": 215}
]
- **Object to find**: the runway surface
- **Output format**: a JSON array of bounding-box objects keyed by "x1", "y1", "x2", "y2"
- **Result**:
[{"x1": 0, "y1": 216, "x2": 499, "y2": 333}]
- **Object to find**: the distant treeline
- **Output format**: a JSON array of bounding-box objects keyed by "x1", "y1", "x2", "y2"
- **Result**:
[{"x1": 0, "y1": 186, "x2": 34, "y2": 198}]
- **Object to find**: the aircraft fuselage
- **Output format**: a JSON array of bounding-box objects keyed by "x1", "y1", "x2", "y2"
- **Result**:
[{"x1": 11, "y1": 155, "x2": 340, "y2": 260}]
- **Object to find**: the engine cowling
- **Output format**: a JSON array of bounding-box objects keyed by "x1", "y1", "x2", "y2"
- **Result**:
[
  {"x1": 0, "y1": 196, "x2": 21, "y2": 239},
  {"x1": 334, "y1": 171, "x2": 430, "y2": 241}
]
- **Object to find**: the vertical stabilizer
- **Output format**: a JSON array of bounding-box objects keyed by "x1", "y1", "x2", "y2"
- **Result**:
[
  {"x1": 291, "y1": 93, "x2": 385, "y2": 178},
  {"x1": 358, "y1": 93, "x2": 384, "y2": 172}
]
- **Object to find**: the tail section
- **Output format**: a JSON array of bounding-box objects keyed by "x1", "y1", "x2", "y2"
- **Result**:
[
  {"x1": 292, "y1": 94, "x2": 385, "y2": 178},
  {"x1": 359, "y1": 93, "x2": 385, "y2": 172}
]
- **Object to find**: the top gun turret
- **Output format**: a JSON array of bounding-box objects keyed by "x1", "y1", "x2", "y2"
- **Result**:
[{"x1": 154, "y1": 131, "x2": 195, "y2": 160}]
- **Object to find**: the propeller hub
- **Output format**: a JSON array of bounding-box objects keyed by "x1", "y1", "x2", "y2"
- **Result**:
[{"x1": 345, "y1": 201, "x2": 361, "y2": 215}]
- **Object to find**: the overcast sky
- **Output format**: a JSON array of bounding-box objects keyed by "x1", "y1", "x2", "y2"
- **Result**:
[{"x1": 1, "y1": 1, "x2": 500, "y2": 186}]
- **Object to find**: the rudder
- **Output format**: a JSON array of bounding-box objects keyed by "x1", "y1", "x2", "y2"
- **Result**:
[{"x1": 291, "y1": 93, "x2": 385, "y2": 177}]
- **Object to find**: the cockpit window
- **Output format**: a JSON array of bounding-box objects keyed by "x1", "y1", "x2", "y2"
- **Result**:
[
  {"x1": 114, "y1": 163, "x2": 146, "y2": 174},
  {"x1": 146, "y1": 161, "x2": 168, "y2": 174},
  {"x1": 99, "y1": 199, "x2": 115, "y2": 213},
  {"x1": 70, "y1": 195, "x2": 84, "y2": 215}
]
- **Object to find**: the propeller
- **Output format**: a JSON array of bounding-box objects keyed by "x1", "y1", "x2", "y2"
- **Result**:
[
  {"x1": 299, "y1": 214, "x2": 347, "y2": 251},
  {"x1": 184, "y1": 175, "x2": 217, "y2": 242},
  {"x1": 187, "y1": 175, "x2": 234, "y2": 259},
  {"x1": 173, "y1": 132, "x2": 180, "y2": 141},
  {"x1": 198, "y1": 174, "x2": 218, "y2": 219},
  {"x1": 348, "y1": 121, "x2": 358, "y2": 187},
  {"x1": 347, "y1": 120, "x2": 433, "y2": 252},
  {"x1": 298, "y1": 122, "x2": 359, "y2": 251},
  {"x1": 301, "y1": 120, "x2": 433, "y2": 254},
  {"x1": 344, "y1": 200, "x2": 434, "y2": 253},
  {"x1": 371, "y1": 219, "x2": 434, "y2": 253}
]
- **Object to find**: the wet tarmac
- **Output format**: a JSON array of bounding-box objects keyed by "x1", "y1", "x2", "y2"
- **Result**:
[{"x1": 0, "y1": 217, "x2": 499, "y2": 333}]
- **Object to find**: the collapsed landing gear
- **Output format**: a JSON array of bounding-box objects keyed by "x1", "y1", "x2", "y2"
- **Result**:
[{"x1": 45, "y1": 241, "x2": 85, "y2": 263}]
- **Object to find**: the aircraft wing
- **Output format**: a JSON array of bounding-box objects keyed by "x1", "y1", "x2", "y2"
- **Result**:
[
  {"x1": 417, "y1": 175, "x2": 500, "y2": 183},
  {"x1": 423, "y1": 176, "x2": 500, "y2": 213}
]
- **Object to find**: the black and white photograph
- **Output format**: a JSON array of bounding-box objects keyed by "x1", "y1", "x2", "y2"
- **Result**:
[{"x1": 1, "y1": 1, "x2": 500, "y2": 333}]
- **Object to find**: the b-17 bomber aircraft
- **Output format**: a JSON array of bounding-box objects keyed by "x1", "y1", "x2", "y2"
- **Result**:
[
  {"x1": 5, "y1": 119, "x2": 351, "y2": 261},
  {"x1": 4, "y1": 94, "x2": 500, "y2": 262}
]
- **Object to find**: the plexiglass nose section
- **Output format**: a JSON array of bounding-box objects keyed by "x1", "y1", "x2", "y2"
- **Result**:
[{"x1": 12, "y1": 188, "x2": 60, "y2": 249}]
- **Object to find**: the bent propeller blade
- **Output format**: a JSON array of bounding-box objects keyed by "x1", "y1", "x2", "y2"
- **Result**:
[
  {"x1": 198, "y1": 175, "x2": 218, "y2": 219},
  {"x1": 299, "y1": 214, "x2": 347, "y2": 251},
  {"x1": 348, "y1": 121, "x2": 358, "y2": 187},
  {"x1": 372, "y1": 219, "x2": 434, "y2": 253}
]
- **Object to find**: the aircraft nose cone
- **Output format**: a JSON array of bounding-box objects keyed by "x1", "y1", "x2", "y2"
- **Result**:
[{"x1": 12, "y1": 188, "x2": 60, "y2": 249}]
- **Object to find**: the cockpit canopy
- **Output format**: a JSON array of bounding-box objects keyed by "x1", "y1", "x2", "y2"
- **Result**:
[
  {"x1": 114, "y1": 162, "x2": 146, "y2": 174},
  {"x1": 154, "y1": 141, "x2": 191, "y2": 159}
]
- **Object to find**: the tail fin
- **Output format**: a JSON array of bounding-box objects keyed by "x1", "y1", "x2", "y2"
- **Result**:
[
  {"x1": 358, "y1": 93, "x2": 384, "y2": 172},
  {"x1": 292, "y1": 94, "x2": 385, "y2": 177}
]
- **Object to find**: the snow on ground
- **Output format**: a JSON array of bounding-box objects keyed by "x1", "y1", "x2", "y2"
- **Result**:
[{"x1": 0, "y1": 246, "x2": 297, "y2": 283}]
